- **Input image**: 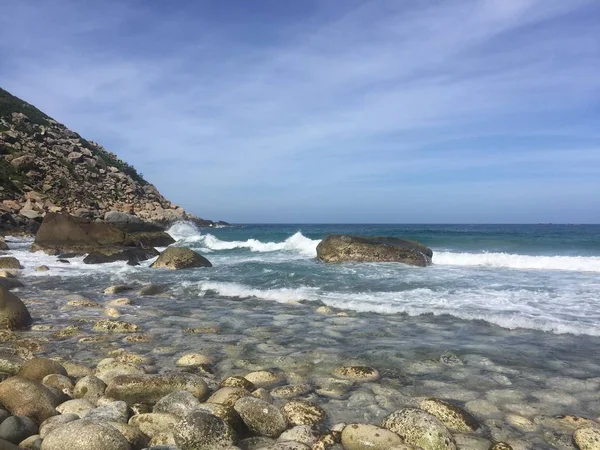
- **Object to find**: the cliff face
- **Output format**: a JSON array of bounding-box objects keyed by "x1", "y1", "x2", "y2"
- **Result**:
[{"x1": 0, "y1": 87, "x2": 219, "y2": 233}]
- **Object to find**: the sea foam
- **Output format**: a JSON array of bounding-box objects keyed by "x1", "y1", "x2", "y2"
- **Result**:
[{"x1": 434, "y1": 251, "x2": 600, "y2": 272}]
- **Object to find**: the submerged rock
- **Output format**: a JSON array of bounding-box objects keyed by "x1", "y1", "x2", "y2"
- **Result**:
[
  {"x1": 151, "y1": 247, "x2": 212, "y2": 270},
  {"x1": 18, "y1": 358, "x2": 67, "y2": 382},
  {"x1": 332, "y1": 366, "x2": 380, "y2": 382},
  {"x1": 316, "y1": 234, "x2": 432, "y2": 266},
  {"x1": 0, "y1": 287, "x2": 32, "y2": 330},
  {"x1": 381, "y1": 408, "x2": 456, "y2": 450},
  {"x1": 282, "y1": 400, "x2": 326, "y2": 427},
  {"x1": 418, "y1": 398, "x2": 480, "y2": 433},
  {"x1": 106, "y1": 372, "x2": 209, "y2": 404}
]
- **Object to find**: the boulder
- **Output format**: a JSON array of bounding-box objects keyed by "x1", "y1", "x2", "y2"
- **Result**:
[
  {"x1": 83, "y1": 247, "x2": 159, "y2": 265},
  {"x1": 0, "y1": 239, "x2": 8, "y2": 251},
  {"x1": 106, "y1": 372, "x2": 209, "y2": 405},
  {"x1": 0, "y1": 377, "x2": 59, "y2": 424},
  {"x1": 104, "y1": 211, "x2": 163, "y2": 233},
  {"x1": 381, "y1": 408, "x2": 456, "y2": 450},
  {"x1": 18, "y1": 358, "x2": 67, "y2": 382},
  {"x1": 316, "y1": 235, "x2": 433, "y2": 266},
  {"x1": 130, "y1": 231, "x2": 175, "y2": 247},
  {"x1": 0, "y1": 287, "x2": 32, "y2": 330},
  {"x1": 174, "y1": 410, "x2": 237, "y2": 450},
  {"x1": 151, "y1": 247, "x2": 212, "y2": 270},
  {"x1": 573, "y1": 427, "x2": 600, "y2": 450},
  {"x1": 0, "y1": 258, "x2": 22, "y2": 270},
  {"x1": 41, "y1": 419, "x2": 131, "y2": 450},
  {"x1": 0, "y1": 277, "x2": 23, "y2": 290}
]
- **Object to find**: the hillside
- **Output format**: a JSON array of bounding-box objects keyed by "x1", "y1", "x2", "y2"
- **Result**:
[{"x1": 0, "y1": 87, "x2": 220, "y2": 233}]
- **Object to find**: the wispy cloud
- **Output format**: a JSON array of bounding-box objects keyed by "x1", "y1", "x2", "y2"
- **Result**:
[{"x1": 1, "y1": 0, "x2": 598, "y2": 222}]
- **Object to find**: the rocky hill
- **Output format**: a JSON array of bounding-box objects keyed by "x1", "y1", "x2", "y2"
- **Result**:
[{"x1": 0, "y1": 87, "x2": 221, "y2": 233}]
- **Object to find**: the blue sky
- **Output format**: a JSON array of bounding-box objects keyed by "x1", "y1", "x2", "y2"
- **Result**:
[{"x1": 1, "y1": 0, "x2": 599, "y2": 223}]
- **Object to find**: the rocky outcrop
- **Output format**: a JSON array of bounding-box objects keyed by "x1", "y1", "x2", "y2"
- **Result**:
[
  {"x1": 150, "y1": 247, "x2": 212, "y2": 270},
  {"x1": 30, "y1": 213, "x2": 159, "y2": 265},
  {"x1": 0, "y1": 87, "x2": 221, "y2": 233},
  {"x1": 316, "y1": 234, "x2": 433, "y2": 266}
]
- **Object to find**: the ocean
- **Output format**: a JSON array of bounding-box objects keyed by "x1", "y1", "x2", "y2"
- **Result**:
[{"x1": 4, "y1": 223, "x2": 600, "y2": 446}]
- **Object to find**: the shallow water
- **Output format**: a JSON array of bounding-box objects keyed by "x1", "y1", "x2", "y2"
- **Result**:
[{"x1": 3, "y1": 223, "x2": 600, "y2": 448}]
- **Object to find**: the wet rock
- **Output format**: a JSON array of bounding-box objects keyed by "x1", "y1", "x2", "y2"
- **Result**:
[
  {"x1": 39, "y1": 413, "x2": 79, "y2": 438},
  {"x1": 56, "y1": 398, "x2": 95, "y2": 417},
  {"x1": 0, "y1": 258, "x2": 22, "y2": 270},
  {"x1": 0, "y1": 409, "x2": 9, "y2": 424},
  {"x1": 35, "y1": 265, "x2": 49, "y2": 272},
  {"x1": 51, "y1": 325, "x2": 82, "y2": 339},
  {"x1": 0, "y1": 415, "x2": 38, "y2": 444},
  {"x1": 129, "y1": 231, "x2": 175, "y2": 248},
  {"x1": 73, "y1": 375, "x2": 107, "y2": 404},
  {"x1": 0, "y1": 239, "x2": 7, "y2": 251},
  {"x1": 86, "y1": 400, "x2": 129, "y2": 422},
  {"x1": 151, "y1": 247, "x2": 212, "y2": 270},
  {"x1": 282, "y1": 400, "x2": 326, "y2": 427},
  {"x1": 139, "y1": 284, "x2": 169, "y2": 296},
  {"x1": 196, "y1": 402, "x2": 246, "y2": 435},
  {"x1": 42, "y1": 373, "x2": 74, "y2": 397},
  {"x1": 174, "y1": 410, "x2": 237, "y2": 449},
  {"x1": 107, "y1": 297, "x2": 132, "y2": 306},
  {"x1": 106, "y1": 372, "x2": 209, "y2": 404},
  {"x1": 489, "y1": 444, "x2": 513, "y2": 450},
  {"x1": 316, "y1": 235, "x2": 432, "y2": 266},
  {"x1": 208, "y1": 387, "x2": 253, "y2": 407},
  {"x1": 95, "y1": 359, "x2": 145, "y2": 384},
  {"x1": 129, "y1": 413, "x2": 178, "y2": 438},
  {"x1": 153, "y1": 390, "x2": 202, "y2": 417},
  {"x1": 381, "y1": 408, "x2": 456, "y2": 450},
  {"x1": 41, "y1": 419, "x2": 131, "y2": 450},
  {"x1": 418, "y1": 398, "x2": 480, "y2": 433},
  {"x1": 239, "y1": 436, "x2": 275, "y2": 449},
  {"x1": 149, "y1": 431, "x2": 177, "y2": 447},
  {"x1": 18, "y1": 434, "x2": 42, "y2": 450},
  {"x1": 65, "y1": 298, "x2": 100, "y2": 307},
  {"x1": 83, "y1": 247, "x2": 159, "y2": 265},
  {"x1": 93, "y1": 319, "x2": 140, "y2": 333},
  {"x1": 221, "y1": 376, "x2": 256, "y2": 391},
  {"x1": 106, "y1": 421, "x2": 150, "y2": 450},
  {"x1": 0, "y1": 350, "x2": 25, "y2": 374},
  {"x1": 104, "y1": 285, "x2": 135, "y2": 295},
  {"x1": 234, "y1": 396, "x2": 287, "y2": 438},
  {"x1": 332, "y1": 366, "x2": 380, "y2": 382},
  {"x1": 252, "y1": 388, "x2": 273, "y2": 403},
  {"x1": 0, "y1": 376, "x2": 59, "y2": 424},
  {"x1": 245, "y1": 369, "x2": 286, "y2": 389},
  {"x1": 278, "y1": 425, "x2": 318, "y2": 447},
  {"x1": 271, "y1": 384, "x2": 313, "y2": 399},
  {"x1": 0, "y1": 287, "x2": 32, "y2": 330},
  {"x1": 62, "y1": 361, "x2": 92, "y2": 378},
  {"x1": 176, "y1": 353, "x2": 214, "y2": 367},
  {"x1": 340, "y1": 423, "x2": 404, "y2": 450},
  {"x1": 0, "y1": 277, "x2": 23, "y2": 290},
  {"x1": 452, "y1": 434, "x2": 492, "y2": 450},
  {"x1": 573, "y1": 427, "x2": 600, "y2": 450},
  {"x1": 269, "y1": 442, "x2": 310, "y2": 449},
  {"x1": 18, "y1": 358, "x2": 67, "y2": 382}
]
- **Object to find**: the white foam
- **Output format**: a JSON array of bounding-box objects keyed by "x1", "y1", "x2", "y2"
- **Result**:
[
  {"x1": 434, "y1": 251, "x2": 600, "y2": 273},
  {"x1": 197, "y1": 281, "x2": 318, "y2": 303},
  {"x1": 166, "y1": 222, "x2": 320, "y2": 257}
]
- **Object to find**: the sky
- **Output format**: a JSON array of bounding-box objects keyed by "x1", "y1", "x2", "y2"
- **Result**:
[{"x1": 1, "y1": 0, "x2": 599, "y2": 223}]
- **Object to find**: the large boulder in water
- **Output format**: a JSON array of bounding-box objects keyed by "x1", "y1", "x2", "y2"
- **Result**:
[
  {"x1": 30, "y1": 213, "x2": 158, "y2": 265},
  {"x1": 151, "y1": 247, "x2": 212, "y2": 270},
  {"x1": 0, "y1": 286, "x2": 32, "y2": 330},
  {"x1": 31, "y1": 213, "x2": 135, "y2": 255},
  {"x1": 316, "y1": 234, "x2": 433, "y2": 267}
]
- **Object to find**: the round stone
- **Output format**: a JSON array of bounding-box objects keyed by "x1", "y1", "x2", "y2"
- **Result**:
[
  {"x1": 234, "y1": 396, "x2": 287, "y2": 438},
  {"x1": 39, "y1": 413, "x2": 79, "y2": 438},
  {"x1": 176, "y1": 353, "x2": 214, "y2": 367},
  {"x1": 74, "y1": 375, "x2": 107, "y2": 404},
  {"x1": 0, "y1": 377, "x2": 59, "y2": 424},
  {"x1": 0, "y1": 415, "x2": 38, "y2": 444},
  {"x1": 381, "y1": 408, "x2": 456, "y2": 450},
  {"x1": 282, "y1": 400, "x2": 326, "y2": 427},
  {"x1": 220, "y1": 376, "x2": 256, "y2": 391},
  {"x1": 573, "y1": 427, "x2": 600, "y2": 450},
  {"x1": 332, "y1": 366, "x2": 380, "y2": 382},
  {"x1": 208, "y1": 387, "x2": 252, "y2": 407},
  {"x1": 418, "y1": 398, "x2": 480, "y2": 433},
  {"x1": 174, "y1": 410, "x2": 237, "y2": 449},
  {"x1": 41, "y1": 419, "x2": 131, "y2": 450},
  {"x1": 42, "y1": 374, "x2": 74, "y2": 398},
  {"x1": 56, "y1": 399, "x2": 95, "y2": 417},
  {"x1": 129, "y1": 413, "x2": 179, "y2": 438},
  {"x1": 341, "y1": 423, "x2": 404, "y2": 450},
  {"x1": 153, "y1": 390, "x2": 202, "y2": 417},
  {"x1": 244, "y1": 369, "x2": 286, "y2": 389}
]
